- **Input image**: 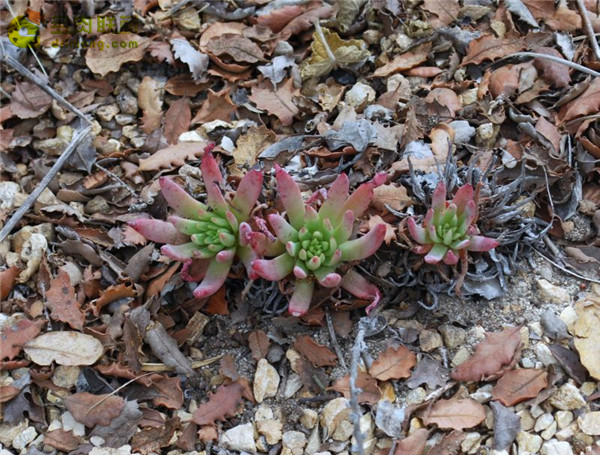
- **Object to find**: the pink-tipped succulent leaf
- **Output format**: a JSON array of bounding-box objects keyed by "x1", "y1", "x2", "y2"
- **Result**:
[
  {"x1": 131, "y1": 148, "x2": 264, "y2": 299},
  {"x1": 407, "y1": 181, "x2": 499, "y2": 265},
  {"x1": 252, "y1": 169, "x2": 386, "y2": 317}
]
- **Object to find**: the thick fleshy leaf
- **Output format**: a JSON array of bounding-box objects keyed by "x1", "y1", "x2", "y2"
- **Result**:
[
  {"x1": 181, "y1": 259, "x2": 209, "y2": 282},
  {"x1": 467, "y1": 235, "x2": 500, "y2": 252},
  {"x1": 443, "y1": 249, "x2": 459, "y2": 265},
  {"x1": 319, "y1": 173, "x2": 349, "y2": 224},
  {"x1": 451, "y1": 184, "x2": 474, "y2": 213},
  {"x1": 161, "y1": 243, "x2": 204, "y2": 261},
  {"x1": 340, "y1": 269, "x2": 381, "y2": 313},
  {"x1": 216, "y1": 249, "x2": 235, "y2": 263},
  {"x1": 249, "y1": 232, "x2": 286, "y2": 256},
  {"x1": 231, "y1": 170, "x2": 263, "y2": 220},
  {"x1": 252, "y1": 254, "x2": 295, "y2": 281},
  {"x1": 167, "y1": 216, "x2": 202, "y2": 235},
  {"x1": 413, "y1": 244, "x2": 433, "y2": 255},
  {"x1": 275, "y1": 165, "x2": 305, "y2": 229},
  {"x1": 192, "y1": 256, "x2": 233, "y2": 299},
  {"x1": 288, "y1": 279, "x2": 314, "y2": 317},
  {"x1": 159, "y1": 177, "x2": 207, "y2": 219},
  {"x1": 314, "y1": 267, "x2": 342, "y2": 287},
  {"x1": 268, "y1": 213, "x2": 298, "y2": 243},
  {"x1": 339, "y1": 224, "x2": 386, "y2": 262},
  {"x1": 451, "y1": 238, "x2": 470, "y2": 250},
  {"x1": 237, "y1": 244, "x2": 259, "y2": 280},
  {"x1": 457, "y1": 200, "x2": 477, "y2": 235},
  {"x1": 342, "y1": 172, "x2": 386, "y2": 219},
  {"x1": 407, "y1": 218, "x2": 428, "y2": 244},
  {"x1": 293, "y1": 264, "x2": 308, "y2": 279},
  {"x1": 129, "y1": 218, "x2": 187, "y2": 244},
  {"x1": 431, "y1": 181, "x2": 447, "y2": 212},
  {"x1": 424, "y1": 243, "x2": 448, "y2": 264},
  {"x1": 200, "y1": 151, "x2": 224, "y2": 187},
  {"x1": 206, "y1": 182, "x2": 228, "y2": 214},
  {"x1": 334, "y1": 210, "x2": 356, "y2": 244},
  {"x1": 304, "y1": 206, "x2": 320, "y2": 231}
]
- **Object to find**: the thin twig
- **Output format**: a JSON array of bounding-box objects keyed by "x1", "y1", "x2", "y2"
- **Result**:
[
  {"x1": 325, "y1": 310, "x2": 347, "y2": 371},
  {"x1": 503, "y1": 52, "x2": 600, "y2": 77},
  {"x1": 534, "y1": 249, "x2": 600, "y2": 285},
  {"x1": 93, "y1": 162, "x2": 138, "y2": 198},
  {"x1": 349, "y1": 322, "x2": 366, "y2": 455},
  {"x1": 576, "y1": 0, "x2": 600, "y2": 61}
]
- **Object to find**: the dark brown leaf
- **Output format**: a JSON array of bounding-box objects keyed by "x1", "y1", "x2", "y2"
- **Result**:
[
  {"x1": 63, "y1": 392, "x2": 125, "y2": 427},
  {"x1": 164, "y1": 98, "x2": 191, "y2": 144},
  {"x1": 46, "y1": 268, "x2": 85, "y2": 330},
  {"x1": 248, "y1": 329, "x2": 270, "y2": 362},
  {"x1": 0, "y1": 318, "x2": 46, "y2": 361},
  {"x1": 293, "y1": 335, "x2": 338, "y2": 367},
  {"x1": 492, "y1": 368, "x2": 548, "y2": 406},
  {"x1": 192, "y1": 382, "x2": 245, "y2": 425},
  {"x1": 330, "y1": 372, "x2": 381, "y2": 404},
  {"x1": 369, "y1": 345, "x2": 416, "y2": 381}
]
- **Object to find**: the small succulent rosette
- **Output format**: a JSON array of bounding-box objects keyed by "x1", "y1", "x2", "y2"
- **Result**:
[
  {"x1": 407, "y1": 181, "x2": 500, "y2": 265},
  {"x1": 130, "y1": 150, "x2": 263, "y2": 299},
  {"x1": 250, "y1": 166, "x2": 387, "y2": 317}
]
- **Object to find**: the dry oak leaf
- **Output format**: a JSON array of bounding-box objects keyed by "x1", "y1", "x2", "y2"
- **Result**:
[
  {"x1": 234, "y1": 125, "x2": 276, "y2": 166},
  {"x1": 570, "y1": 289, "x2": 600, "y2": 379},
  {"x1": 132, "y1": 416, "x2": 179, "y2": 455},
  {"x1": 256, "y1": 5, "x2": 304, "y2": 32},
  {"x1": 64, "y1": 392, "x2": 125, "y2": 427},
  {"x1": 92, "y1": 281, "x2": 137, "y2": 316},
  {"x1": 139, "y1": 141, "x2": 208, "y2": 171},
  {"x1": 330, "y1": 371, "x2": 382, "y2": 404},
  {"x1": 422, "y1": 397, "x2": 486, "y2": 430},
  {"x1": 46, "y1": 268, "x2": 85, "y2": 330},
  {"x1": 365, "y1": 215, "x2": 396, "y2": 245},
  {"x1": 138, "y1": 76, "x2": 163, "y2": 135},
  {"x1": 150, "y1": 375, "x2": 184, "y2": 409},
  {"x1": 85, "y1": 33, "x2": 150, "y2": 77},
  {"x1": 462, "y1": 35, "x2": 525, "y2": 65},
  {"x1": 0, "y1": 266, "x2": 20, "y2": 300},
  {"x1": 44, "y1": 429, "x2": 82, "y2": 452},
  {"x1": 0, "y1": 318, "x2": 45, "y2": 361},
  {"x1": 164, "y1": 98, "x2": 191, "y2": 144},
  {"x1": 491, "y1": 368, "x2": 548, "y2": 406},
  {"x1": 536, "y1": 116, "x2": 561, "y2": 155},
  {"x1": 423, "y1": 0, "x2": 459, "y2": 25},
  {"x1": 372, "y1": 44, "x2": 431, "y2": 78},
  {"x1": 451, "y1": 326, "x2": 523, "y2": 382},
  {"x1": 191, "y1": 88, "x2": 237, "y2": 124},
  {"x1": 10, "y1": 82, "x2": 52, "y2": 119},
  {"x1": 249, "y1": 79, "x2": 299, "y2": 126},
  {"x1": 248, "y1": 329, "x2": 270, "y2": 362},
  {"x1": 534, "y1": 47, "x2": 571, "y2": 88},
  {"x1": 369, "y1": 345, "x2": 417, "y2": 381},
  {"x1": 373, "y1": 183, "x2": 412, "y2": 212},
  {"x1": 0, "y1": 385, "x2": 20, "y2": 403},
  {"x1": 393, "y1": 428, "x2": 429, "y2": 455},
  {"x1": 558, "y1": 78, "x2": 600, "y2": 124},
  {"x1": 293, "y1": 335, "x2": 338, "y2": 367},
  {"x1": 23, "y1": 331, "x2": 104, "y2": 366},
  {"x1": 205, "y1": 34, "x2": 265, "y2": 64},
  {"x1": 192, "y1": 381, "x2": 246, "y2": 426}
]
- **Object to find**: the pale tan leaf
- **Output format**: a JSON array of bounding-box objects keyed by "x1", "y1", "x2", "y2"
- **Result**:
[
  {"x1": 138, "y1": 76, "x2": 163, "y2": 135},
  {"x1": 369, "y1": 345, "x2": 416, "y2": 381},
  {"x1": 372, "y1": 184, "x2": 412, "y2": 212},
  {"x1": 85, "y1": 34, "x2": 150, "y2": 77},
  {"x1": 423, "y1": 0, "x2": 459, "y2": 25},
  {"x1": 249, "y1": 79, "x2": 299, "y2": 126},
  {"x1": 24, "y1": 332, "x2": 104, "y2": 366},
  {"x1": 372, "y1": 44, "x2": 431, "y2": 77},
  {"x1": 139, "y1": 141, "x2": 207, "y2": 171},
  {"x1": 422, "y1": 397, "x2": 486, "y2": 430}
]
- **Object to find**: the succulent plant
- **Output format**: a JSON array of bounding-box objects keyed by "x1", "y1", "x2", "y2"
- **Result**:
[
  {"x1": 250, "y1": 166, "x2": 387, "y2": 317},
  {"x1": 407, "y1": 181, "x2": 500, "y2": 265},
  {"x1": 130, "y1": 149, "x2": 263, "y2": 299}
]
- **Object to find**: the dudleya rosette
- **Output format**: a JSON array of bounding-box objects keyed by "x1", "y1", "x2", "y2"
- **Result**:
[
  {"x1": 250, "y1": 166, "x2": 387, "y2": 317},
  {"x1": 130, "y1": 149, "x2": 262, "y2": 299}
]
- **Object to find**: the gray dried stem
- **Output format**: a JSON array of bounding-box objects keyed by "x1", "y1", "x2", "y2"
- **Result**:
[
  {"x1": 349, "y1": 321, "x2": 366, "y2": 455},
  {"x1": 576, "y1": 0, "x2": 600, "y2": 61}
]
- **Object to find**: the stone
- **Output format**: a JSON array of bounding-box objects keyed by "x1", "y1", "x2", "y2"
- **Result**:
[
  {"x1": 321, "y1": 397, "x2": 351, "y2": 437},
  {"x1": 439, "y1": 324, "x2": 467, "y2": 349},
  {"x1": 406, "y1": 387, "x2": 427, "y2": 405},
  {"x1": 52, "y1": 366, "x2": 81, "y2": 389},
  {"x1": 534, "y1": 343, "x2": 556, "y2": 367},
  {"x1": 220, "y1": 423, "x2": 256, "y2": 454},
  {"x1": 448, "y1": 120, "x2": 476, "y2": 144},
  {"x1": 517, "y1": 431, "x2": 543, "y2": 454},
  {"x1": 555, "y1": 411, "x2": 573, "y2": 429},
  {"x1": 333, "y1": 419, "x2": 354, "y2": 441},
  {"x1": 452, "y1": 346, "x2": 471, "y2": 366},
  {"x1": 581, "y1": 381, "x2": 597, "y2": 395},
  {"x1": 33, "y1": 125, "x2": 73, "y2": 155},
  {"x1": 419, "y1": 330, "x2": 442, "y2": 352},
  {"x1": 555, "y1": 425, "x2": 575, "y2": 441},
  {"x1": 116, "y1": 89, "x2": 138, "y2": 115},
  {"x1": 577, "y1": 412, "x2": 600, "y2": 435},
  {"x1": 476, "y1": 123, "x2": 496, "y2": 146},
  {"x1": 541, "y1": 421, "x2": 557, "y2": 440},
  {"x1": 305, "y1": 426, "x2": 320, "y2": 455},
  {"x1": 344, "y1": 82, "x2": 376, "y2": 112},
  {"x1": 518, "y1": 410, "x2": 535, "y2": 431},
  {"x1": 253, "y1": 359, "x2": 280, "y2": 403},
  {"x1": 460, "y1": 432, "x2": 482, "y2": 453},
  {"x1": 12, "y1": 426, "x2": 36, "y2": 450},
  {"x1": 534, "y1": 413, "x2": 553, "y2": 432},
  {"x1": 559, "y1": 307, "x2": 578, "y2": 327},
  {"x1": 257, "y1": 420, "x2": 283, "y2": 445},
  {"x1": 255, "y1": 405, "x2": 273, "y2": 421},
  {"x1": 62, "y1": 411, "x2": 85, "y2": 436},
  {"x1": 471, "y1": 384, "x2": 493, "y2": 403},
  {"x1": 85, "y1": 196, "x2": 111, "y2": 214},
  {"x1": 301, "y1": 409, "x2": 318, "y2": 429},
  {"x1": 282, "y1": 431, "x2": 306, "y2": 453},
  {"x1": 284, "y1": 373, "x2": 303, "y2": 399},
  {"x1": 0, "y1": 421, "x2": 27, "y2": 447},
  {"x1": 549, "y1": 382, "x2": 586, "y2": 410},
  {"x1": 89, "y1": 446, "x2": 133, "y2": 455},
  {"x1": 537, "y1": 279, "x2": 570, "y2": 304},
  {"x1": 96, "y1": 104, "x2": 119, "y2": 122},
  {"x1": 540, "y1": 439, "x2": 573, "y2": 455},
  {"x1": 530, "y1": 405, "x2": 544, "y2": 419},
  {"x1": 90, "y1": 436, "x2": 105, "y2": 446},
  {"x1": 521, "y1": 357, "x2": 535, "y2": 368}
]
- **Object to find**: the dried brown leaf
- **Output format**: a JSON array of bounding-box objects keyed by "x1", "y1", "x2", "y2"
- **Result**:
[
  {"x1": 451, "y1": 326, "x2": 523, "y2": 382},
  {"x1": 422, "y1": 397, "x2": 486, "y2": 430},
  {"x1": 192, "y1": 382, "x2": 245, "y2": 425},
  {"x1": 10, "y1": 82, "x2": 52, "y2": 119},
  {"x1": 534, "y1": 47, "x2": 571, "y2": 88},
  {"x1": 164, "y1": 98, "x2": 191, "y2": 144},
  {"x1": 205, "y1": 34, "x2": 264, "y2": 63},
  {"x1": 248, "y1": 329, "x2": 270, "y2": 362},
  {"x1": 463, "y1": 35, "x2": 525, "y2": 65},
  {"x1": 144, "y1": 321, "x2": 195, "y2": 376},
  {"x1": 138, "y1": 76, "x2": 163, "y2": 134},
  {"x1": 393, "y1": 428, "x2": 429, "y2": 454},
  {"x1": 139, "y1": 141, "x2": 207, "y2": 171},
  {"x1": 0, "y1": 266, "x2": 20, "y2": 300},
  {"x1": 293, "y1": 335, "x2": 338, "y2": 367},
  {"x1": 249, "y1": 79, "x2": 299, "y2": 126},
  {"x1": 372, "y1": 44, "x2": 431, "y2": 77},
  {"x1": 151, "y1": 375, "x2": 184, "y2": 409},
  {"x1": 85, "y1": 33, "x2": 150, "y2": 77},
  {"x1": 132, "y1": 416, "x2": 179, "y2": 455},
  {"x1": 64, "y1": 392, "x2": 125, "y2": 427},
  {"x1": 558, "y1": 78, "x2": 600, "y2": 124},
  {"x1": 423, "y1": 0, "x2": 459, "y2": 25},
  {"x1": 44, "y1": 429, "x2": 82, "y2": 452},
  {"x1": 491, "y1": 368, "x2": 548, "y2": 406},
  {"x1": 0, "y1": 385, "x2": 21, "y2": 403},
  {"x1": 369, "y1": 345, "x2": 416, "y2": 381},
  {"x1": 46, "y1": 268, "x2": 84, "y2": 330},
  {"x1": 191, "y1": 88, "x2": 237, "y2": 124},
  {"x1": 0, "y1": 318, "x2": 46, "y2": 360},
  {"x1": 330, "y1": 372, "x2": 381, "y2": 404},
  {"x1": 372, "y1": 184, "x2": 412, "y2": 212},
  {"x1": 256, "y1": 5, "x2": 304, "y2": 32},
  {"x1": 280, "y1": 4, "x2": 335, "y2": 39}
]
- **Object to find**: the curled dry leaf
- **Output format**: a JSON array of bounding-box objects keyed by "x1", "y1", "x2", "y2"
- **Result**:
[
  {"x1": 423, "y1": 0, "x2": 459, "y2": 25},
  {"x1": 23, "y1": 331, "x2": 104, "y2": 366},
  {"x1": 491, "y1": 368, "x2": 548, "y2": 406},
  {"x1": 46, "y1": 268, "x2": 85, "y2": 330},
  {"x1": 422, "y1": 397, "x2": 486, "y2": 430},
  {"x1": 372, "y1": 44, "x2": 431, "y2": 78},
  {"x1": 10, "y1": 82, "x2": 52, "y2": 119},
  {"x1": 205, "y1": 34, "x2": 265, "y2": 64},
  {"x1": 393, "y1": 428, "x2": 429, "y2": 454},
  {"x1": 248, "y1": 329, "x2": 270, "y2": 362},
  {"x1": 63, "y1": 392, "x2": 125, "y2": 427},
  {"x1": 570, "y1": 289, "x2": 600, "y2": 379},
  {"x1": 144, "y1": 321, "x2": 195, "y2": 377},
  {"x1": 0, "y1": 266, "x2": 20, "y2": 300},
  {"x1": 451, "y1": 326, "x2": 523, "y2": 382},
  {"x1": 85, "y1": 33, "x2": 150, "y2": 77},
  {"x1": 369, "y1": 345, "x2": 417, "y2": 381},
  {"x1": 172, "y1": 38, "x2": 210, "y2": 81},
  {"x1": 558, "y1": 78, "x2": 600, "y2": 124},
  {"x1": 164, "y1": 98, "x2": 191, "y2": 144},
  {"x1": 139, "y1": 141, "x2": 208, "y2": 171},
  {"x1": 293, "y1": 335, "x2": 338, "y2": 367}
]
